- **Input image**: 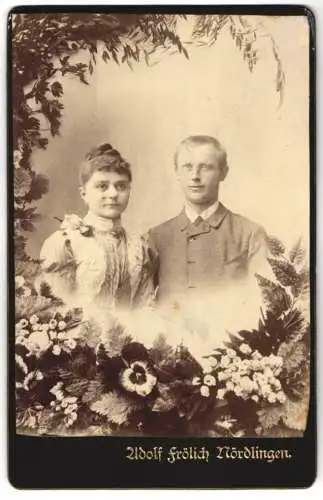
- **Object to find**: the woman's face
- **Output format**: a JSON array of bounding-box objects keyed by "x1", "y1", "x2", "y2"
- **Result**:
[{"x1": 80, "y1": 170, "x2": 131, "y2": 219}]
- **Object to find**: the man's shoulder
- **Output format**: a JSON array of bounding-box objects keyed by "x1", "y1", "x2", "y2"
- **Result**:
[
  {"x1": 226, "y1": 209, "x2": 266, "y2": 237},
  {"x1": 149, "y1": 213, "x2": 184, "y2": 237}
]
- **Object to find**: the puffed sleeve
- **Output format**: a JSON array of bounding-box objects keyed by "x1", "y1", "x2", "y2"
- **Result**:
[
  {"x1": 130, "y1": 232, "x2": 159, "y2": 309},
  {"x1": 38, "y1": 230, "x2": 77, "y2": 303}
]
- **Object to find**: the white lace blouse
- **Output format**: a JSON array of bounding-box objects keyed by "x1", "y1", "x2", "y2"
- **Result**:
[{"x1": 39, "y1": 212, "x2": 156, "y2": 313}]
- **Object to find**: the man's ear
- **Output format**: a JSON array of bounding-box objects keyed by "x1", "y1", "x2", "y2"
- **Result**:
[{"x1": 220, "y1": 164, "x2": 229, "y2": 181}]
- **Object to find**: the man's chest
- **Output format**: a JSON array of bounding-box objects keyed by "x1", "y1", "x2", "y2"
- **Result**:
[{"x1": 156, "y1": 226, "x2": 249, "y2": 290}]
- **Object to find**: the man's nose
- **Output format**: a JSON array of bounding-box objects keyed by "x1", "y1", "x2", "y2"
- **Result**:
[{"x1": 191, "y1": 166, "x2": 201, "y2": 181}]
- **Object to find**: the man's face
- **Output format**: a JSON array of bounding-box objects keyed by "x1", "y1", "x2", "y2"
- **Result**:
[
  {"x1": 176, "y1": 143, "x2": 228, "y2": 206},
  {"x1": 80, "y1": 170, "x2": 131, "y2": 219}
]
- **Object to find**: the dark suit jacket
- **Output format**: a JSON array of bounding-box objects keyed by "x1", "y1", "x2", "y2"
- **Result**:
[{"x1": 149, "y1": 203, "x2": 267, "y2": 303}]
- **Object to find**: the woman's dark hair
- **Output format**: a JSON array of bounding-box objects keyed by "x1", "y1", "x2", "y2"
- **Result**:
[{"x1": 79, "y1": 143, "x2": 132, "y2": 185}]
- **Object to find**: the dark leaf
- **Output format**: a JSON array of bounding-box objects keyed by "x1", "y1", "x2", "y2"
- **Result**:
[
  {"x1": 65, "y1": 379, "x2": 89, "y2": 397},
  {"x1": 14, "y1": 235, "x2": 27, "y2": 260},
  {"x1": 255, "y1": 273, "x2": 292, "y2": 316},
  {"x1": 79, "y1": 73, "x2": 89, "y2": 85},
  {"x1": 111, "y1": 50, "x2": 119, "y2": 65},
  {"x1": 121, "y1": 342, "x2": 150, "y2": 363},
  {"x1": 268, "y1": 258, "x2": 300, "y2": 287},
  {"x1": 51, "y1": 81, "x2": 63, "y2": 97},
  {"x1": 289, "y1": 237, "x2": 306, "y2": 265},
  {"x1": 82, "y1": 379, "x2": 105, "y2": 404},
  {"x1": 266, "y1": 235, "x2": 286, "y2": 257},
  {"x1": 24, "y1": 173, "x2": 49, "y2": 202},
  {"x1": 150, "y1": 333, "x2": 173, "y2": 365},
  {"x1": 152, "y1": 384, "x2": 177, "y2": 412},
  {"x1": 278, "y1": 341, "x2": 307, "y2": 374},
  {"x1": 102, "y1": 50, "x2": 110, "y2": 63},
  {"x1": 37, "y1": 137, "x2": 49, "y2": 149},
  {"x1": 21, "y1": 219, "x2": 34, "y2": 232},
  {"x1": 14, "y1": 168, "x2": 32, "y2": 198},
  {"x1": 60, "y1": 55, "x2": 70, "y2": 65}
]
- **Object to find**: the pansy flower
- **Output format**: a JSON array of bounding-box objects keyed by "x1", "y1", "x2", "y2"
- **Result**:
[{"x1": 120, "y1": 360, "x2": 157, "y2": 397}]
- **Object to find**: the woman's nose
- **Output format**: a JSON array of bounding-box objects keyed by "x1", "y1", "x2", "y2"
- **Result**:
[{"x1": 106, "y1": 186, "x2": 118, "y2": 198}]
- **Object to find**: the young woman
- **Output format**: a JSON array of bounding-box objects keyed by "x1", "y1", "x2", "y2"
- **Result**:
[{"x1": 39, "y1": 143, "x2": 156, "y2": 317}]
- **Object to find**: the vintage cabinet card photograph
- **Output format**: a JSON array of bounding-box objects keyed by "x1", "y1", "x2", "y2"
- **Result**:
[{"x1": 8, "y1": 5, "x2": 316, "y2": 489}]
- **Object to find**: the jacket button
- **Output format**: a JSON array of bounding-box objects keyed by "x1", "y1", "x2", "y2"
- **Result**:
[{"x1": 187, "y1": 260, "x2": 195, "y2": 264}]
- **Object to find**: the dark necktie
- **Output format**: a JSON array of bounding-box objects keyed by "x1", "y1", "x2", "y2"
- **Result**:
[{"x1": 193, "y1": 216, "x2": 204, "y2": 226}]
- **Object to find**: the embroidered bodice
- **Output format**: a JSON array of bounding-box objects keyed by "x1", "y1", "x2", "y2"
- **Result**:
[{"x1": 39, "y1": 212, "x2": 155, "y2": 312}]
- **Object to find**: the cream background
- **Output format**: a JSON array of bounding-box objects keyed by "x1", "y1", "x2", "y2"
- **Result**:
[{"x1": 27, "y1": 15, "x2": 310, "y2": 259}]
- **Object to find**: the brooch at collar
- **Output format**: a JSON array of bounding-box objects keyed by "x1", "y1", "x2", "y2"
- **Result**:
[{"x1": 58, "y1": 214, "x2": 94, "y2": 237}]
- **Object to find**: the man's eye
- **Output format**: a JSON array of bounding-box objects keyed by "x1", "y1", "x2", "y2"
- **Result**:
[
  {"x1": 97, "y1": 183, "x2": 108, "y2": 191},
  {"x1": 182, "y1": 164, "x2": 192, "y2": 170}
]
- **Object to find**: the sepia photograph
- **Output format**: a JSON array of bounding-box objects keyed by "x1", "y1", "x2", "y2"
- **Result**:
[{"x1": 11, "y1": 9, "x2": 312, "y2": 441}]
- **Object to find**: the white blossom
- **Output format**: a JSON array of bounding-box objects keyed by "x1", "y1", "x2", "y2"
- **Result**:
[
  {"x1": 15, "y1": 276, "x2": 25, "y2": 288},
  {"x1": 216, "y1": 388, "x2": 226, "y2": 400},
  {"x1": 192, "y1": 376, "x2": 201, "y2": 386},
  {"x1": 49, "y1": 319, "x2": 58, "y2": 330},
  {"x1": 52, "y1": 345, "x2": 61, "y2": 356},
  {"x1": 220, "y1": 355, "x2": 231, "y2": 368},
  {"x1": 203, "y1": 374, "x2": 216, "y2": 387},
  {"x1": 239, "y1": 343, "x2": 252, "y2": 355},
  {"x1": 29, "y1": 315, "x2": 39, "y2": 325},
  {"x1": 276, "y1": 391, "x2": 287, "y2": 403},
  {"x1": 200, "y1": 385, "x2": 210, "y2": 397},
  {"x1": 225, "y1": 381, "x2": 234, "y2": 392}
]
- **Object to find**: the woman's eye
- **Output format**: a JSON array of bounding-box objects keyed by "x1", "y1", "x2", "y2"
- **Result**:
[{"x1": 116, "y1": 183, "x2": 127, "y2": 191}]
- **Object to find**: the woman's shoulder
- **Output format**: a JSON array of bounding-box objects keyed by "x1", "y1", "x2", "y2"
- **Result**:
[{"x1": 40, "y1": 214, "x2": 92, "y2": 264}]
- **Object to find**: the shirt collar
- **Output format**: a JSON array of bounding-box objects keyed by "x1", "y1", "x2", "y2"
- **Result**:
[
  {"x1": 83, "y1": 211, "x2": 122, "y2": 233},
  {"x1": 185, "y1": 200, "x2": 220, "y2": 223},
  {"x1": 178, "y1": 202, "x2": 228, "y2": 231}
]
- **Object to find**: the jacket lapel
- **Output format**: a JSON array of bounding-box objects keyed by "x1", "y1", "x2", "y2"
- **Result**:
[
  {"x1": 178, "y1": 203, "x2": 228, "y2": 237},
  {"x1": 208, "y1": 202, "x2": 228, "y2": 229}
]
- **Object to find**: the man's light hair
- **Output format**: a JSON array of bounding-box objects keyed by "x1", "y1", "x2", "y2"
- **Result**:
[{"x1": 174, "y1": 135, "x2": 228, "y2": 170}]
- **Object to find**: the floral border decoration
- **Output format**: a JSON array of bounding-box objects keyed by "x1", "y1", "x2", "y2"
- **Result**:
[{"x1": 15, "y1": 235, "x2": 310, "y2": 437}]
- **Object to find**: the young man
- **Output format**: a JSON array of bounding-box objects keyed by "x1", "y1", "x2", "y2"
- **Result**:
[{"x1": 149, "y1": 135, "x2": 268, "y2": 306}]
